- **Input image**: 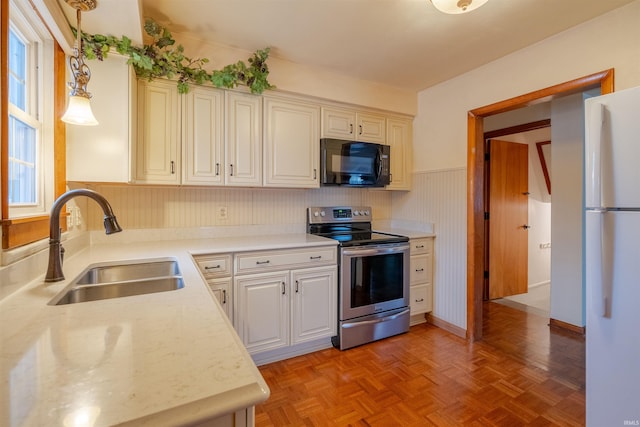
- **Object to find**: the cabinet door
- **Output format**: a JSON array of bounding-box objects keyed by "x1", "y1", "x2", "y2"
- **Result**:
[
  {"x1": 356, "y1": 112, "x2": 386, "y2": 144},
  {"x1": 208, "y1": 278, "x2": 232, "y2": 320},
  {"x1": 291, "y1": 266, "x2": 337, "y2": 344},
  {"x1": 263, "y1": 97, "x2": 320, "y2": 188},
  {"x1": 386, "y1": 117, "x2": 412, "y2": 190},
  {"x1": 226, "y1": 91, "x2": 262, "y2": 186},
  {"x1": 183, "y1": 86, "x2": 224, "y2": 185},
  {"x1": 66, "y1": 54, "x2": 134, "y2": 183},
  {"x1": 234, "y1": 272, "x2": 289, "y2": 354},
  {"x1": 321, "y1": 107, "x2": 356, "y2": 139},
  {"x1": 136, "y1": 79, "x2": 180, "y2": 184}
]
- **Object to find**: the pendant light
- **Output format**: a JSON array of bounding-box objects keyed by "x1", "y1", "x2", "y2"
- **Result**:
[
  {"x1": 430, "y1": 0, "x2": 489, "y2": 14},
  {"x1": 61, "y1": 0, "x2": 99, "y2": 126}
]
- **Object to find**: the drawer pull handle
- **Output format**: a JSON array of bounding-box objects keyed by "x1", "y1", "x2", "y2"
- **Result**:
[
  {"x1": 256, "y1": 260, "x2": 270, "y2": 265},
  {"x1": 415, "y1": 298, "x2": 424, "y2": 303},
  {"x1": 415, "y1": 245, "x2": 425, "y2": 249},
  {"x1": 222, "y1": 289, "x2": 227, "y2": 304},
  {"x1": 415, "y1": 268, "x2": 424, "y2": 272},
  {"x1": 205, "y1": 265, "x2": 221, "y2": 270},
  {"x1": 295, "y1": 280, "x2": 299, "y2": 293},
  {"x1": 282, "y1": 282, "x2": 286, "y2": 295},
  {"x1": 310, "y1": 256, "x2": 322, "y2": 260}
]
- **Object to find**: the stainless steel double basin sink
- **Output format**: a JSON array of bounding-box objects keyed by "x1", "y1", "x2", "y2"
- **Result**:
[{"x1": 49, "y1": 259, "x2": 184, "y2": 305}]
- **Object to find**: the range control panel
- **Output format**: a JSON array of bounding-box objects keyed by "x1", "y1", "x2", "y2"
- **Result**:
[{"x1": 307, "y1": 206, "x2": 372, "y2": 224}]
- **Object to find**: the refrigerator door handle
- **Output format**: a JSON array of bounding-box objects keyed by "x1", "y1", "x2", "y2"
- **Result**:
[
  {"x1": 587, "y1": 103, "x2": 606, "y2": 208},
  {"x1": 599, "y1": 211, "x2": 615, "y2": 318}
]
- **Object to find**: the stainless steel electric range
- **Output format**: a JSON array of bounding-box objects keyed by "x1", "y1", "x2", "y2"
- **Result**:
[{"x1": 307, "y1": 206, "x2": 410, "y2": 350}]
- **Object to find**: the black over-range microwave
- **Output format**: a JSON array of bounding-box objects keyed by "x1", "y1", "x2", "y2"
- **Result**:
[{"x1": 320, "y1": 138, "x2": 391, "y2": 187}]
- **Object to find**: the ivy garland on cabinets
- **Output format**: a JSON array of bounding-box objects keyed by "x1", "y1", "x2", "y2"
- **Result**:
[{"x1": 79, "y1": 19, "x2": 274, "y2": 94}]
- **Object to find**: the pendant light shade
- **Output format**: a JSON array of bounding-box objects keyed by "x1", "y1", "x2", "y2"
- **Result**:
[
  {"x1": 430, "y1": 0, "x2": 489, "y2": 14},
  {"x1": 61, "y1": 95, "x2": 99, "y2": 125},
  {"x1": 62, "y1": 0, "x2": 99, "y2": 126}
]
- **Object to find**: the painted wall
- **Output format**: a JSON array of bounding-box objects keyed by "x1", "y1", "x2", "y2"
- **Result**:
[
  {"x1": 405, "y1": 1, "x2": 640, "y2": 330},
  {"x1": 549, "y1": 93, "x2": 586, "y2": 327},
  {"x1": 176, "y1": 34, "x2": 417, "y2": 116}
]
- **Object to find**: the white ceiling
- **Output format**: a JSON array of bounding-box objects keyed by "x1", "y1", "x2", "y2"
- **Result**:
[{"x1": 64, "y1": 0, "x2": 636, "y2": 92}]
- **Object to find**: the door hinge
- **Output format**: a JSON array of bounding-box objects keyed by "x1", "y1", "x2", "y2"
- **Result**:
[
  {"x1": 484, "y1": 152, "x2": 490, "y2": 161},
  {"x1": 484, "y1": 212, "x2": 490, "y2": 220},
  {"x1": 484, "y1": 270, "x2": 489, "y2": 279}
]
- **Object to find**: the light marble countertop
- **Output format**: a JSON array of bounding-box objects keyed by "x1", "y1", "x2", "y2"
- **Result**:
[{"x1": 0, "y1": 233, "x2": 336, "y2": 427}]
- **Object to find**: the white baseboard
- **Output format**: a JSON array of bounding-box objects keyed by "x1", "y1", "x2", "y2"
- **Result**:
[{"x1": 529, "y1": 280, "x2": 550, "y2": 289}]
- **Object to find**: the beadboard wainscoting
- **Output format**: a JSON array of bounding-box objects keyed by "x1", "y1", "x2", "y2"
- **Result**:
[
  {"x1": 80, "y1": 184, "x2": 392, "y2": 232},
  {"x1": 392, "y1": 168, "x2": 467, "y2": 331}
]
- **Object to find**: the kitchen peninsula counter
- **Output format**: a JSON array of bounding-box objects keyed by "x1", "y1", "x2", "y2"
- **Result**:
[{"x1": 0, "y1": 234, "x2": 337, "y2": 427}]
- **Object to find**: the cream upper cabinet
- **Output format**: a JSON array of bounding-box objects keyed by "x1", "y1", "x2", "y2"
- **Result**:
[
  {"x1": 386, "y1": 117, "x2": 412, "y2": 191},
  {"x1": 136, "y1": 79, "x2": 181, "y2": 184},
  {"x1": 321, "y1": 106, "x2": 386, "y2": 144},
  {"x1": 183, "y1": 86, "x2": 224, "y2": 185},
  {"x1": 225, "y1": 91, "x2": 262, "y2": 186},
  {"x1": 263, "y1": 96, "x2": 320, "y2": 188},
  {"x1": 66, "y1": 54, "x2": 135, "y2": 183}
]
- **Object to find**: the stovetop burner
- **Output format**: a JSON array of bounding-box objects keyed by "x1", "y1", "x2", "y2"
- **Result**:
[{"x1": 307, "y1": 206, "x2": 408, "y2": 247}]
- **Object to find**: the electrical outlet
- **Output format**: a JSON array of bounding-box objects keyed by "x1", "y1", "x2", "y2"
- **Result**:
[
  {"x1": 217, "y1": 206, "x2": 228, "y2": 220},
  {"x1": 75, "y1": 208, "x2": 82, "y2": 226},
  {"x1": 67, "y1": 207, "x2": 73, "y2": 228}
]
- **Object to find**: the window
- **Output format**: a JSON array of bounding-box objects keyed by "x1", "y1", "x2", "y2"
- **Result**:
[
  {"x1": 7, "y1": 3, "x2": 51, "y2": 218},
  {"x1": 2, "y1": 0, "x2": 64, "y2": 250}
]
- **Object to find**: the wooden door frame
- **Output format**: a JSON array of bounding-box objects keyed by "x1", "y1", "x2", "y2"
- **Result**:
[{"x1": 466, "y1": 69, "x2": 615, "y2": 341}]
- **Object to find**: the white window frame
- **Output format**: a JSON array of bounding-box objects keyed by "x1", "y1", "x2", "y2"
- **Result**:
[{"x1": 7, "y1": 0, "x2": 54, "y2": 219}]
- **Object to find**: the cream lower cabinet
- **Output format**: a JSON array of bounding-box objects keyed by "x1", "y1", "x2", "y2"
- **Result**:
[
  {"x1": 409, "y1": 237, "x2": 434, "y2": 324},
  {"x1": 233, "y1": 246, "x2": 337, "y2": 357},
  {"x1": 263, "y1": 96, "x2": 320, "y2": 188},
  {"x1": 235, "y1": 266, "x2": 336, "y2": 355},
  {"x1": 193, "y1": 254, "x2": 233, "y2": 320}
]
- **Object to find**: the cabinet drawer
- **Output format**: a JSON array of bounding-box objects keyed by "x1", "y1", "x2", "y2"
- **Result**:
[
  {"x1": 236, "y1": 246, "x2": 336, "y2": 274},
  {"x1": 410, "y1": 254, "x2": 432, "y2": 285},
  {"x1": 193, "y1": 254, "x2": 233, "y2": 279},
  {"x1": 410, "y1": 238, "x2": 433, "y2": 256},
  {"x1": 410, "y1": 284, "x2": 432, "y2": 315}
]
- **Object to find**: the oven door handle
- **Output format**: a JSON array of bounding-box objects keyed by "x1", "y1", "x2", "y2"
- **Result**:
[
  {"x1": 342, "y1": 308, "x2": 410, "y2": 328},
  {"x1": 342, "y1": 245, "x2": 409, "y2": 257}
]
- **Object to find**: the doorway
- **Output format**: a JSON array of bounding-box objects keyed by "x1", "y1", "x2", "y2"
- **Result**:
[
  {"x1": 484, "y1": 120, "x2": 552, "y2": 315},
  {"x1": 465, "y1": 69, "x2": 614, "y2": 341}
]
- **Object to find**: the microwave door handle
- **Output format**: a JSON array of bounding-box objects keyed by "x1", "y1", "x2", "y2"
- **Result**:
[{"x1": 376, "y1": 147, "x2": 383, "y2": 181}]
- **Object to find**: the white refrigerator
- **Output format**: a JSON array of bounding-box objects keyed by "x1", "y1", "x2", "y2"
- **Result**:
[{"x1": 585, "y1": 86, "x2": 640, "y2": 426}]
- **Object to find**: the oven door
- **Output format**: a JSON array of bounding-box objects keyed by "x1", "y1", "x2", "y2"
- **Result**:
[{"x1": 339, "y1": 242, "x2": 410, "y2": 320}]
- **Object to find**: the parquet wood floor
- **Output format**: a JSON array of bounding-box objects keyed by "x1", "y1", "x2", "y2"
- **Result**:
[{"x1": 255, "y1": 302, "x2": 585, "y2": 426}]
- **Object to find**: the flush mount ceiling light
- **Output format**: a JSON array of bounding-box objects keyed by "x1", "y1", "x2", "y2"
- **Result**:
[
  {"x1": 61, "y1": 0, "x2": 99, "y2": 126},
  {"x1": 430, "y1": 0, "x2": 489, "y2": 14}
]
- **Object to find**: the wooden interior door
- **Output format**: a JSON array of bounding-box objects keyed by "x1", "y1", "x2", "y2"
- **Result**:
[{"x1": 487, "y1": 139, "x2": 529, "y2": 299}]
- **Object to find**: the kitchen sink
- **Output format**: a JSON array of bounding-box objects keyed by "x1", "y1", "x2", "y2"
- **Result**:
[
  {"x1": 73, "y1": 260, "x2": 181, "y2": 285},
  {"x1": 49, "y1": 259, "x2": 184, "y2": 306}
]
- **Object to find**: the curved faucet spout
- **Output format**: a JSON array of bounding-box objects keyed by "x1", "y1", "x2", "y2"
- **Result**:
[{"x1": 45, "y1": 189, "x2": 122, "y2": 282}]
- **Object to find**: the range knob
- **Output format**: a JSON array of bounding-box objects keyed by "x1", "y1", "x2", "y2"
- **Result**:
[
  {"x1": 320, "y1": 211, "x2": 326, "y2": 217},
  {"x1": 363, "y1": 210, "x2": 370, "y2": 216},
  {"x1": 353, "y1": 210, "x2": 360, "y2": 216},
  {"x1": 313, "y1": 211, "x2": 320, "y2": 217}
]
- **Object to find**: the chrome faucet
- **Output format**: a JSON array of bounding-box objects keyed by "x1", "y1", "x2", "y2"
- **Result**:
[{"x1": 45, "y1": 189, "x2": 122, "y2": 282}]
